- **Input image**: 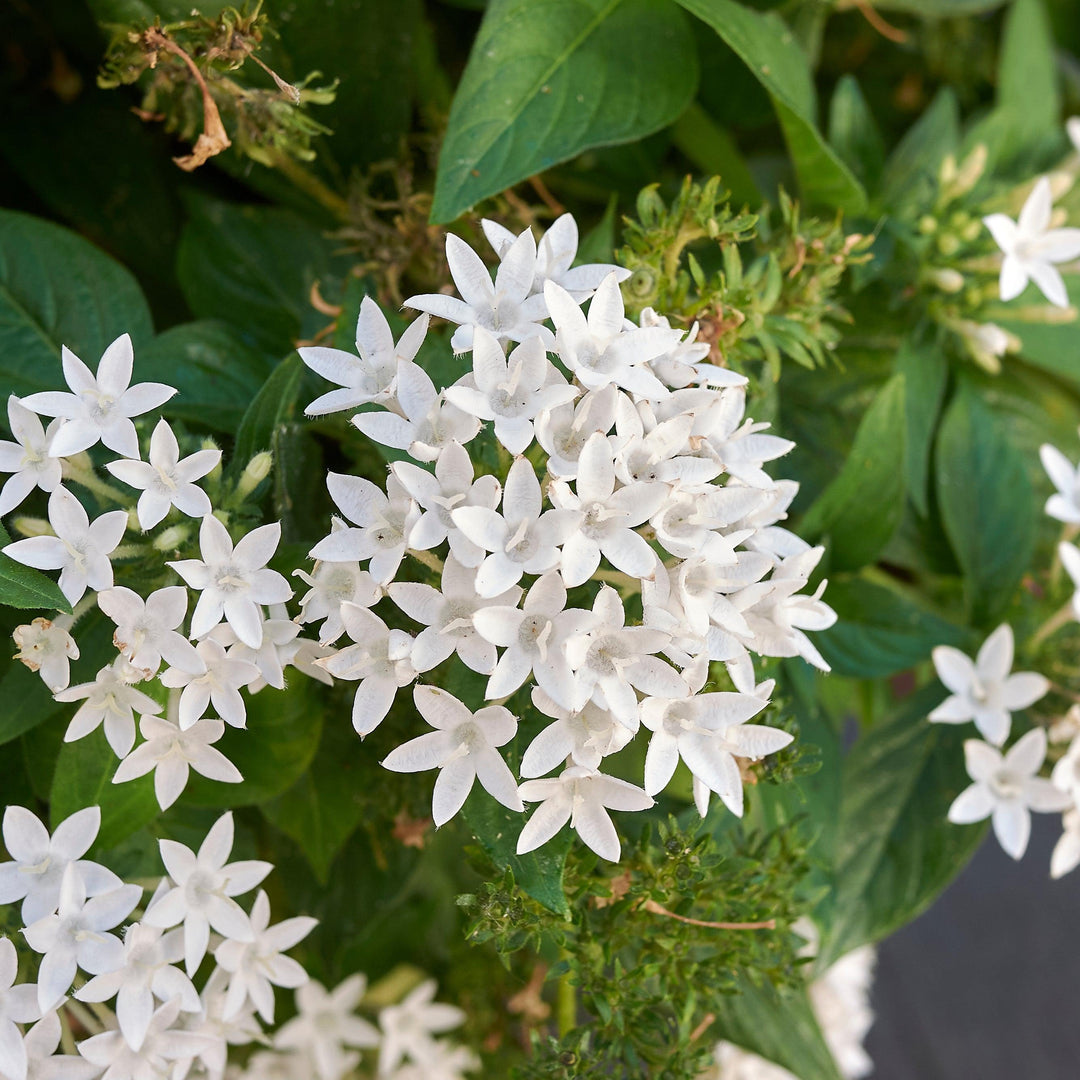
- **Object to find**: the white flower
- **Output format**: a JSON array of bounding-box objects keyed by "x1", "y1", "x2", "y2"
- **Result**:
[
  {"x1": 404, "y1": 231, "x2": 554, "y2": 353},
  {"x1": 294, "y1": 558, "x2": 381, "y2": 645},
  {"x1": 534, "y1": 385, "x2": 619, "y2": 479},
  {"x1": 2, "y1": 486, "x2": 127, "y2": 605},
  {"x1": 308, "y1": 473, "x2": 419, "y2": 586},
  {"x1": 1061, "y1": 540, "x2": 1080, "y2": 620},
  {"x1": 178, "y1": 966, "x2": 261, "y2": 1079},
  {"x1": 55, "y1": 658, "x2": 162, "y2": 758},
  {"x1": 316, "y1": 604, "x2": 416, "y2": 736},
  {"x1": 382, "y1": 686, "x2": 523, "y2": 826},
  {"x1": 0, "y1": 397, "x2": 62, "y2": 517},
  {"x1": 388, "y1": 1041, "x2": 479, "y2": 1080},
  {"x1": 1051, "y1": 808, "x2": 1080, "y2": 879},
  {"x1": 1069, "y1": 116, "x2": 1080, "y2": 154},
  {"x1": 0, "y1": 806, "x2": 120, "y2": 926},
  {"x1": 22, "y1": 864, "x2": 141, "y2": 1012},
  {"x1": 159, "y1": 637, "x2": 259, "y2": 729},
  {"x1": 97, "y1": 585, "x2": 204, "y2": 677},
  {"x1": 517, "y1": 765, "x2": 653, "y2": 862},
  {"x1": 105, "y1": 419, "x2": 219, "y2": 530},
  {"x1": 143, "y1": 812, "x2": 273, "y2": 975},
  {"x1": 635, "y1": 308, "x2": 746, "y2": 390},
  {"x1": 0, "y1": 936, "x2": 41, "y2": 1080},
  {"x1": 219, "y1": 607, "x2": 301, "y2": 692},
  {"x1": 443, "y1": 330, "x2": 577, "y2": 454},
  {"x1": 947, "y1": 729, "x2": 1070, "y2": 859},
  {"x1": 168, "y1": 516, "x2": 292, "y2": 648},
  {"x1": 1039, "y1": 441, "x2": 1080, "y2": 523},
  {"x1": 929, "y1": 624, "x2": 1048, "y2": 746},
  {"x1": 388, "y1": 556, "x2": 521, "y2": 675},
  {"x1": 648, "y1": 486, "x2": 759, "y2": 563},
  {"x1": 299, "y1": 296, "x2": 430, "y2": 415},
  {"x1": 351, "y1": 362, "x2": 480, "y2": 463},
  {"x1": 19, "y1": 334, "x2": 176, "y2": 459},
  {"x1": 1051, "y1": 732, "x2": 1080, "y2": 808},
  {"x1": 274, "y1": 975, "x2": 379, "y2": 1080},
  {"x1": 519, "y1": 689, "x2": 633, "y2": 776},
  {"x1": 12, "y1": 1011, "x2": 98, "y2": 1080},
  {"x1": 611, "y1": 401, "x2": 722, "y2": 488},
  {"x1": 12, "y1": 616, "x2": 79, "y2": 692},
  {"x1": 213, "y1": 890, "x2": 316, "y2": 1024},
  {"x1": 376, "y1": 979, "x2": 465, "y2": 1077},
  {"x1": 983, "y1": 176, "x2": 1080, "y2": 307},
  {"x1": 113, "y1": 714, "x2": 242, "y2": 809},
  {"x1": 75, "y1": 920, "x2": 199, "y2": 1051}
]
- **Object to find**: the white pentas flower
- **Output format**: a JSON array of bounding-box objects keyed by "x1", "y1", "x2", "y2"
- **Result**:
[
  {"x1": 159, "y1": 637, "x2": 259, "y2": 730},
  {"x1": 1039, "y1": 440, "x2": 1080, "y2": 523},
  {"x1": 97, "y1": 585, "x2": 204, "y2": 677},
  {"x1": 376, "y1": 979, "x2": 465, "y2": 1077},
  {"x1": 1061, "y1": 540, "x2": 1080, "y2": 620},
  {"x1": 13, "y1": 1010, "x2": 98, "y2": 1080},
  {"x1": 382, "y1": 686, "x2": 523, "y2": 826},
  {"x1": 984, "y1": 176, "x2": 1080, "y2": 307},
  {"x1": 0, "y1": 806, "x2": 120, "y2": 925},
  {"x1": 929, "y1": 624, "x2": 1049, "y2": 747},
  {"x1": 635, "y1": 307, "x2": 746, "y2": 390},
  {"x1": 0, "y1": 396, "x2": 62, "y2": 517},
  {"x1": 948, "y1": 729, "x2": 1070, "y2": 859},
  {"x1": 294, "y1": 558, "x2": 381, "y2": 645},
  {"x1": 105, "y1": 419, "x2": 220, "y2": 530},
  {"x1": 2, "y1": 485, "x2": 127, "y2": 605},
  {"x1": 11, "y1": 616, "x2": 79, "y2": 692},
  {"x1": 0, "y1": 935, "x2": 41, "y2": 1080},
  {"x1": 168, "y1": 515, "x2": 292, "y2": 648},
  {"x1": 56, "y1": 658, "x2": 162, "y2": 759},
  {"x1": 1051, "y1": 808, "x2": 1080, "y2": 880},
  {"x1": 535, "y1": 384, "x2": 620, "y2": 479},
  {"x1": 20, "y1": 334, "x2": 176, "y2": 459},
  {"x1": 300, "y1": 296, "x2": 430, "y2": 415},
  {"x1": 520, "y1": 689, "x2": 633, "y2": 777}
]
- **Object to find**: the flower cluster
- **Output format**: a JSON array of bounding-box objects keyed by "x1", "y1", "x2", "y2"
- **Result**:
[{"x1": 296, "y1": 214, "x2": 836, "y2": 861}]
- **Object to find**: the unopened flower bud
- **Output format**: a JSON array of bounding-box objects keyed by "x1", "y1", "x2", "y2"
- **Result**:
[
  {"x1": 918, "y1": 215, "x2": 937, "y2": 235},
  {"x1": 927, "y1": 268, "x2": 965, "y2": 293},
  {"x1": 236, "y1": 451, "x2": 273, "y2": 500},
  {"x1": 951, "y1": 144, "x2": 987, "y2": 198},
  {"x1": 11, "y1": 516, "x2": 52, "y2": 538},
  {"x1": 939, "y1": 153, "x2": 957, "y2": 187},
  {"x1": 936, "y1": 233, "x2": 961, "y2": 257},
  {"x1": 153, "y1": 524, "x2": 191, "y2": 552}
]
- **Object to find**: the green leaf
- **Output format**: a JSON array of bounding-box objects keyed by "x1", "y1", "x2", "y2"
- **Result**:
[
  {"x1": 870, "y1": 0, "x2": 1005, "y2": 13},
  {"x1": 233, "y1": 354, "x2": 306, "y2": 469},
  {"x1": 935, "y1": 384, "x2": 1036, "y2": 624},
  {"x1": 879, "y1": 89, "x2": 959, "y2": 212},
  {"x1": 50, "y1": 731, "x2": 159, "y2": 851},
  {"x1": 995, "y1": 0, "x2": 1060, "y2": 160},
  {"x1": 430, "y1": 0, "x2": 699, "y2": 223},
  {"x1": 676, "y1": 0, "x2": 866, "y2": 213},
  {"x1": 0, "y1": 209, "x2": 153, "y2": 398},
  {"x1": 137, "y1": 322, "x2": 277, "y2": 435},
  {"x1": 894, "y1": 339, "x2": 948, "y2": 517},
  {"x1": 184, "y1": 678, "x2": 324, "y2": 807},
  {"x1": 816, "y1": 578, "x2": 968, "y2": 679},
  {"x1": 0, "y1": 523, "x2": 71, "y2": 614},
  {"x1": 819, "y1": 684, "x2": 986, "y2": 968},
  {"x1": 827, "y1": 75, "x2": 885, "y2": 192},
  {"x1": 800, "y1": 373, "x2": 907, "y2": 570},
  {"x1": 999, "y1": 309, "x2": 1080, "y2": 390}
]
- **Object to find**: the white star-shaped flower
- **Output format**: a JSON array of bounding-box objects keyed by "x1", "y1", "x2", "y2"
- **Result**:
[
  {"x1": 948, "y1": 729, "x2": 1070, "y2": 859},
  {"x1": 983, "y1": 176, "x2": 1080, "y2": 307},
  {"x1": 929, "y1": 624, "x2": 1049, "y2": 746},
  {"x1": 159, "y1": 637, "x2": 259, "y2": 730},
  {"x1": 20, "y1": 334, "x2": 176, "y2": 459},
  {"x1": 105, "y1": 419, "x2": 219, "y2": 530},
  {"x1": 97, "y1": 585, "x2": 204, "y2": 677},
  {"x1": 0, "y1": 396, "x2": 62, "y2": 517},
  {"x1": 1051, "y1": 807, "x2": 1080, "y2": 880},
  {"x1": 12, "y1": 616, "x2": 79, "y2": 693},
  {"x1": 635, "y1": 307, "x2": 747, "y2": 390},
  {"x1": 375, "y1": 979, "x2": 465, "y2": 1077},
  {"x1": 1062, "y1": 540, "x2": 1080, "y2": 621},
  {"x1": 13, "y1": 1011, "x2": 98, "y2": 1080},
  {"x1": 519, "y1": 689, "x2": 632, "y2": 777},
  {"x1": 0, "y1": 936, "x2": 42, "y2": 1080},
  {"x1": 294, "y1": 557, "x2": 381, "y2": 645},
  {"x1": 1039, "y1": 440, "x2": 1080, "y2": 524},
  {"x1": 534, "y1": 385, "x2": 620, "y2": 479},
  {"x1": 382, "y1": 685, "x2": 523, "y2": 826},
  {"x1": 2, "y1": 485, "x2": 127, "y2": 605}
]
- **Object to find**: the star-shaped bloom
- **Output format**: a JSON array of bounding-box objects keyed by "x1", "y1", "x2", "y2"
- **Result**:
[
  {"x1": 97, "y1": 585, "x2": 204, "y2": 677},
  {"x1": 105, "y1": 419, "x2": 220, "y2": 530},
  {"x1": 520, "y1": 689, "x2": 633, "y2": 777},
  {"x1": 55, "y1": 658, "x2": 163, "y2": 759},
  {"x1": 405, "y1": 231, "x2": 554, "y2": 353},
  {"x1": 0, "y1": 806, "x2": 120, "y2": 926},
  {"x1": 1062, "y1": 540, "x2": 1080, "y2": 621},
  {"x1": 517, "y1": 765, "x2": 653, "y2": 862},
  {"x1": 113, "y1": 715, "x2": 243, "y2": 810},
  {"x1": 1051, "y1": 808, "x2": 1080, "y2": 880},
  {"x1": 443, "y1": 330, "x2": 577, "y2": 454},
  {"x1": 12, "y1": 616, "x2": 79, "y2": 693},
  {"x1": 0, "y1": 397, "x2": 62, "y2": 517},
  {"x1": 376, "y1": 979, "x2": 465, "y2": 1077},
  {"x1": 1039, "y1": 441, "x2": 1080, "y2": 524},
  {"x1": 20, "y1": 334, "x2": 176, "y2": 459},
  {"x1": 275, "y1": 975, "x2": 379, "y2": 1080},
  {"x1": 948, "y1": 729, "x2": 1070, "y2": 859},
  {"x1": 535, "y1": 385, "x2": 620, "y2": 479},
  {"x1": 0, "y1": 936, "x2": 42, "y2": 1080},
  {"x1": 294, "y1": 558, "x2": 381, "y2": 645},
  {"x1": 213, "y1": 607, "x2": 300, "y2": 692},
  {"x1": 929, "y1": 624, "x2": 1049, "y2": 746},
  {"x1": 299, "y1": 296, "x2": 430, "y2": 415},
  {"x1": 2, "y1": 486, "x2": 127, "y2": 605},
  {"x1": 12, "y1": 1011, "x2": 98, "y2": 1080},
  {"x1": 213, "y1": 890, "x2": 316, "y2": 1024},
  {"x1": 143, "y1": 812, "x2": 273, "y2": 975},
  {"x1": 168, "y1": 516, "x2": 292, "y2": 648},
  {"x1": 635, "y1": 307, "x2": 747, "y2": 390},
  {"x1": 382, "y1": 686, "x2": 523, "y2": 826},
  {"x1": 611, "y1": 403, "x2": 722, "y2": 489},
  {"x1": 22, "y1": 864, "x2": 141, "y2": 1012},
  {"x1": 159, "y1": 637, "x2": 259, "y2": 730},
  {"x1": 983, "y1": 176, "x2": 1080, "y2": 307}
]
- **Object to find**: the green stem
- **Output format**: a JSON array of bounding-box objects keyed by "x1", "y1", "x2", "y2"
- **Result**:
[
  {"x1": 267, "y1": 150, "x2": 350, "y2": 222},
  {"x1": 1031, "y1": 601, "x2": 1076, "y2": 651},
  {"x1": 556, "y1": 966, "x2": 577, "y2": 1039},
  {"x1": 61, "y1": 462, "x2": 131, "y2": 505}
]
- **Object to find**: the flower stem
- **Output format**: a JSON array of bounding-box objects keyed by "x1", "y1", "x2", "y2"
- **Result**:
[
  {"x1": 61, "y1": 460, "x2": 130, "y2": 505},
  {"x1": 556, "y1": 964, "x2": 577, "y2": 1038},
  {"x1": 1031, "y1": 601, "x2": 1075, "y2": 650}
]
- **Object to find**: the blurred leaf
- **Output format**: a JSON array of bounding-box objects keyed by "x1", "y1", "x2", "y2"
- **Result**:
[
  {"x1": 1000, "y1": 313, "x2": 1080, "y2": 390},
  {"x1": 870, "y1": 0, "x2": 1004, "y2": 12},
  {"x1": 801, "y1": 373, "x2": 907, "y2": 570},
  {"x1": 879, "y1": 89, "x2": 959, "y2": 212},
  {"x1": 431, "y1": 0, "x2": 699, "y2": 223},
  {"x1": 994, "y1": 0, "x2": 1060, "y2": 161},
  {"x1": 936, "y1": 383, "x2": 1036, "y2": 624},
  {"x1": 233, "y1": 354, "x2": 305, "y2": 468},
  {"x1": 678, "y1": 0, "x2": 866, "y2": 213},
  {"x1": 0, "y1": 523, "x2": 72, "y2": 614},
  {"x1": 895, "y1": 339, "x2": 948, "y2": 517},
  {"x1": 576, "y1": 194, "x2": 620, "y2": 265},
  {"x1": 670, "y1": 102, "x2": 760, "y2": 206},
  {"x1": 0, "y1": 209, "x2": 153, "y2": 397},
  {"x1": 271, "y1": 424, "x2": 329, "y2": 545},
  {"x1": 827, "y1": 75, "x2": 885, "y2": 192}
]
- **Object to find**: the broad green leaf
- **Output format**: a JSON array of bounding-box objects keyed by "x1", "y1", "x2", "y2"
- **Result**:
[
  {"x1": 818, "y1": 684, "x2": 986, "y2": 968},
  {"x1": 50, "y1": 731, "x2": 159, "y2": 851},
  {"x1": 233, "y1": 354, "x2": 306, "y2": 470},
  {"x1": 816, "y1": 579, "x2": 968, "y2": 679},
  {"x1": 827, "y1": 76, "x2": 885, "y2": 192},
  {"x1": 0, "y1": 523, "x2": 71, "y2": 614},
  {"x1": 895, "y1": 339, "x2": 948, "y2": 517},
  {"x1": 138, "y1": 322, "x2": 277, "y2": 435},
  {"x1": 800, "y1": 373, "x2": 907, "y2": 570},
  {"x1": 670, "y1": 103, "x2": 760, "y2": 207},
  {"x1": 430, "y1": 0, "x2": 699, "y2": 223},
  {"x1": 677, "y1": 0, "x2": 866, "y2": 213},
  {"x1": 879, "y1": 89, "x2": 959, "y2": 212},
  {"x1": 994, "y1": 0, "x2": 1060, "y2": 160},
  {"x1": 0, "y1": 209, "x2": 153, "y2": 398},
  {"x1": 936, "y1": 384, "x2": 1036, "y2": 624},
  {"x1": 997, "y1": 293, "x2": 1080, "y2": 391},
  {"x1": 867, "y1": 0, "x2": 1005, "y2": 13}
]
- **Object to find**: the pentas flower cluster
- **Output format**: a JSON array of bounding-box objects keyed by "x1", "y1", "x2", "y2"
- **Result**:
[{"x1": 297, "y1": 213, "x2": 837, "y2": 861}]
